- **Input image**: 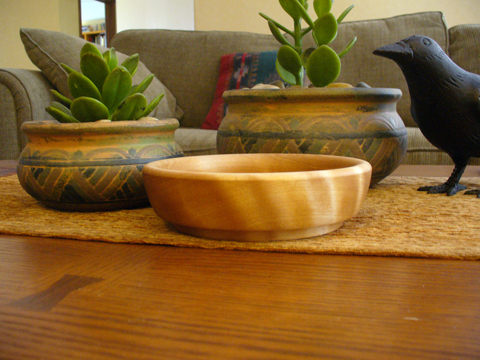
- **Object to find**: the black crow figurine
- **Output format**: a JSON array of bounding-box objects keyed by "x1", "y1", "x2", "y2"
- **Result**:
[{"x1": 374, "y1": 35, "x2": 480, "y2": 197}]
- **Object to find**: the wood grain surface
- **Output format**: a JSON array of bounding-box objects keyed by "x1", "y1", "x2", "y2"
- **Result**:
[
  {"x1": 1, "y1": 234, "x2": 480, "y2": 359},
  {"x1": 1, "y1": 161, "x2": 480, "y2": 359}
]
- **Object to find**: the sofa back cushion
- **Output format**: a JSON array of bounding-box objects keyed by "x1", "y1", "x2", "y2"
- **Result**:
[
  {"x1": 111, "y1": 29, "x2": 280, "y2": 128},
  {"x1": 112, "y1": 12, "x2": 448, "y2": 129},
  {"x1": 449, "y1": 24, "x2": 480, "y2": 75},
  {"x1": 296, "y1": 11, "x2": 449, "y2": 128}
]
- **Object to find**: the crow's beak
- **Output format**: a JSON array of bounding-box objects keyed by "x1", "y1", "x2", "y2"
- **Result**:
[{"x1": 373, "y1": 41, "x2": 414, "y2": 61}]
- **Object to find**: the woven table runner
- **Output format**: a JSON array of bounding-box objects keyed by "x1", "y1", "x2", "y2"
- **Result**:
[{"x1": 1, "y1": 174, "x2": 480, "y2": 259}]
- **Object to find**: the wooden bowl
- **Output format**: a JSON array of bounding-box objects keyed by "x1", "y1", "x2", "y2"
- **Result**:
[{"x1": 143, "y1": 154, "x2": 372, "y2": 241}]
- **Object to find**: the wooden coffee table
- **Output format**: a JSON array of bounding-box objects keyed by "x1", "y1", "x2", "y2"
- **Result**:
[{"x1": 1, "y1": 160, "x2": 479, "y2": 359}]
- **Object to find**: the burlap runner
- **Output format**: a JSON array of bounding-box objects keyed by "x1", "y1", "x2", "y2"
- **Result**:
[{"x1": 1, "y1": 175, "x2": 480, "y2": 259}]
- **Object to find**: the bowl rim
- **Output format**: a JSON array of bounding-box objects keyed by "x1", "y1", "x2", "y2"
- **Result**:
[{"x1": 142, "y1": 153, "x2": 372, "y2": 181}]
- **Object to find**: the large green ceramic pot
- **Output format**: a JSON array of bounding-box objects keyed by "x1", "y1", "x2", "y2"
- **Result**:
[
  {"x1": 217, "y1": 87, "x2": 407, "y2": 185},
  {"x1": 17, "y1": 117, "x2": 183, "y2": 211}
]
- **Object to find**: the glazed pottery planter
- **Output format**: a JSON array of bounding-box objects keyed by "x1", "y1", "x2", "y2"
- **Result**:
[
  {"x1": 17, "y1": 117, "x2": 183, "y2": 211},
  {"x1": 217, "y1": 87, "x2": 407, "y2": 185}
]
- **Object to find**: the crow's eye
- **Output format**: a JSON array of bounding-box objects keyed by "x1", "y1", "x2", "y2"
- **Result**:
[{"x1": 422, "y1": 38, "x2": 432, "y2": 46}]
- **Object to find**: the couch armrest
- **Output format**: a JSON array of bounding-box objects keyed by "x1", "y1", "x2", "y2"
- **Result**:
[{"x1": 0, "y1": 68, "x2": 55, "y2": 160}]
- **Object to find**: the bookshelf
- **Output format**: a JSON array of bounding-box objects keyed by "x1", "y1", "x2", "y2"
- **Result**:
[{"x1": 82, "y1": 30, "x2": 106, "y2": 46}]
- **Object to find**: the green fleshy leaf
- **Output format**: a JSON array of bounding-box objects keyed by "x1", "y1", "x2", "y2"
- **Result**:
[
  {"x1": 276, "y1": 58, "x2": 301, "y2": 86},
  {"x1": 289, "y1": 0, "x2": 315, "y2": 28},
  {"x1": 60, "y1": 63, "x2": 75, "y2": 75},
  {"x1": 277, "y1": 45, "x2": 303, "y2": 76},
  {"x1": 337, "y1": 4, "x2": 355, "y2": 24},
  {"x1": 314, "y1": 12, "x2": 338, "y2": 46},
  {"x1": 129, "y1": 74, "x2": 154, "y2": 96},
  {"x1": 102, "y1": 66, "x2": 133, "y2": 113},
  {"x1": 268, "y1": 21, "x2": 291, "y2": 46},
  {"x1": 338, "y1": 36, "x2": 357, "y2": 58},
  {"x1": 111, "y1": 93, "x2": 148, "y2": 121},
  {"x1": 80, "y1": 52, "x2": 110, "y2": 92},
  {"x1": 140, "y1": 94, "x2": 164, "y2": 118},
  {"x1": 301, "y1": 47, "x2": 316, "y2": 67},
  {"x1": 67, "y1": 70, "x2": 103, "y2": 101},
  {"x1": 306, "y1": 45, "x2": 341, "y2": 87},
  {"x1": 70, "y1": 97, "x2": 110, "y2": 122},
  {"x1": 46, "y1": 106, "x2": 79, "y2": 123},
  {"x1": 259, "y1": 12, "x2": 294, "y2": 36},
  {"x1": 80, "y1": 42, "x2": 103, "y2": 58},
  {"x1": 103, "y1": 48, "x2": 118, "y2": 71},
  {"x1": 49, "y1": 101, "x2": 72, "y2": 116},
  {"x1": 50, "y1": 89, "x2": 72, "y2": 106},
  {"x1": 313, "y1": 0, "x2": 332, "y2": 18},
  {"x1": 279, "y1": 0, "x2": 302, "y2": 21},
  {"x1": 121, "y1": 54, "x2": 139, "y2": 77}
]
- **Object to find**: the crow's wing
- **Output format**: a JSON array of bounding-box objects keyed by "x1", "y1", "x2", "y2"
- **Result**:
[{"x1": 462, "y1": 71, "x2": 480, "y2": 125}]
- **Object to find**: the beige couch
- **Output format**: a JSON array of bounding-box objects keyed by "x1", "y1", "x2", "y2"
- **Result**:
[{"x1": 1, "y1": 11, "x2": 479, "y2": 164}]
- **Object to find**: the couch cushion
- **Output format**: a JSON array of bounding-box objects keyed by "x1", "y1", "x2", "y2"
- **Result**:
[
  {"x1": 290, "y1": 12, "x2": 449, "y2": 128},
  {"x1": 174, "y1": 128, "x2": 217, "y2": 156},
  {"x1": 448, "y1": 24, "x2": 480, "y2": 75},
  {"x1": 20, "y1": 28, "x2": 183, "y2": 120},
  {"x1": 404, "y1": 127, "x2": 480, "y2": 165},
  {"x1": 111, "y1": 29, "x2": 281, "y2": 128},
  {"x1": 201, "y1": 51, "x2": 282, "y2": 130}
]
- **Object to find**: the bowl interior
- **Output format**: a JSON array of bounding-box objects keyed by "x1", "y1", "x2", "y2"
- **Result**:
[{"x1": 146, "y1": 153, "x2": 368, "y2": 176}]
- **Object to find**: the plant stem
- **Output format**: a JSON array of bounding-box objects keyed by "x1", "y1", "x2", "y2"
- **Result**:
[{"x1": 294, "y1": 17, "x2": 304, "y2": 86}]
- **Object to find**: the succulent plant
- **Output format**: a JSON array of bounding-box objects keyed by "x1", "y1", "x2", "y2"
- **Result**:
[
  {"x1": 260, "y1": 0, "x2": 357, "y2": 87},
  {"x1": 46, "y1": 43, "x2": 164, "y2": 123}
]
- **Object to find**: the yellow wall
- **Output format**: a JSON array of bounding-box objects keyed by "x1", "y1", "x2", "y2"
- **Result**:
[
  {"x1": 0, "y1": 0, "x2": 79, "y2": 69},
  {"x1": 194, "y1": 0, "x2": 480, "y2": 33},
  {"x1": 2, "y1": 0, "x2": 479, "y2": 70}
]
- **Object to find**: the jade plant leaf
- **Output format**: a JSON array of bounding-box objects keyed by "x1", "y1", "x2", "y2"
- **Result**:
[
  {"x1": 46, "y1": 106, "x2": 80, "y2": 123},
  {"x1": 337, "y1": 4, "x2": 355, "y2": 24},
  {"x1": 46, "y1": 102, "x2": 79, "y2": 123},
  {"x1": 111, "y1": 93, "x2": 148, "y2": 121},
  {"x1": 49, "y1": 101, "x2": 73, "y2": 116},
  {"x1": 276, "y1": 58, "x2": 300, "y2": 85},
  {"x1": 268, "y1": 21, "x2": 291, "y2": 46},
  {"x1": 301, "y1": 47, "x2": 316, "y2": 66},
  {"x1": 290, "y1": 0, "x2": 315, "y2": 28},
  {"x1": 103, "y1": 48, "x2": 118, "y2": 71},
  {"x1": 140, "y1": 94, "x2": 165, "y2": 118},
  {"x1": 71, "y1": 97, "x2": 110, "y2": 122},
  {"x1": 80, "y1": 42, "x2": 103, "y2": 58},
  {"x1": 102, "y1": 66, "x2": 132, "y2": 113},
  {"x1": 80, "y1": 52, "x2": 110, "y2": 92},
  {"x1": 279, "y1": 0, "x2": 302, "y2": 20},
  {"x1": 67, "y1": 70, "x2": 103, "y2": 101},
  {"x1": 338, "y1": 36, "x2": 357, "y2": 58},
  {"x1": 277, "y1": 45, "x2": 303, "y2": 79},
  {"x1": 50, "y1": 89, "x2": 73, "y2": 106},
  {"x1": 313, "y1": 0, "x2": 332, "y2": 18},
  {"x1": 129, "y1": 74, "x2": 154, "y2": 96},
  {"x1": 314, "y1": 12, "x2": 338, "y2": 46},
  {"x1": 61, "y1": 63, "x2": 75, "y2": 75},
  {"x1": 306, "y1": 45, "x2": 341, "y2": 87},
  {"x1": 121, "y1": 54, "x2": 139, "y2": 77}
]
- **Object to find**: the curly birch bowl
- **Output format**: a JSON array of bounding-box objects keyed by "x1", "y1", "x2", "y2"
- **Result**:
[{"x1": 142, "y1": 154, "x2": 372, "y2": 241}]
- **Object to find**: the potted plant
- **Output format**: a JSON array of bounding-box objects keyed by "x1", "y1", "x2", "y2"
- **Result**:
[
  {"x1": 216, "y1": 0, "x2": 407, "y2": 185},
  {"x1": 17, "y1": 43, "x2": 183, "y2": 211}
]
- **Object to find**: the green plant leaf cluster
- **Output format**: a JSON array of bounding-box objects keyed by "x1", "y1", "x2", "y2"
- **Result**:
[
  {"x1": 260, "y1": 0, "x2": 357, "y2": 87},
  {"x1": 46, "y1": 43, "x2": 164, "y2": 123}
]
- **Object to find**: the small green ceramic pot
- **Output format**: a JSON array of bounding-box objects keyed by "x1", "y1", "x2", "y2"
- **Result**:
[{"x1": 17, "y1": 117, "x2": 183, "y2": 211}]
